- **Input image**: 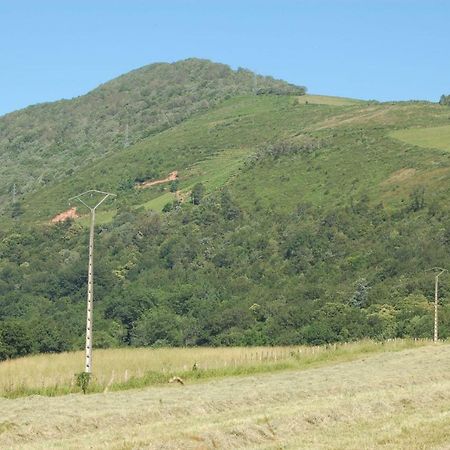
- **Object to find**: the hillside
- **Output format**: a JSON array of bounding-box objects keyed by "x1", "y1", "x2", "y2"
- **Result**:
[
  {"x1": 2, "y1": 62, "x2": 450, "y2": 360},
  {"x1": 0, "y1": 58, "x2": 304, "y2": 207},
  {"x1": 2, "y1": 342, "x2": 450, "y2": 449}
]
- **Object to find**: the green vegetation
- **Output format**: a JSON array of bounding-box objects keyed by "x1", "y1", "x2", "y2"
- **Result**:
[
  {"x1": 0, "y1": 58, "x2": 305, "y2": 207},
  {"x1": 140, "y1": 148, "x2": 252, "y2": 212},
  {"x1": 1, "y1": 61, "x2": 450, "y2": 361},
  {"x1": 390, "y1": 124, "x2": 450, "y2": 152},
  {"x1": 296, "y1": 93, "x2": 366, "y2": 105},
  {"x1": 0, "y1": 339, "x2": 425, "y2": 398}
]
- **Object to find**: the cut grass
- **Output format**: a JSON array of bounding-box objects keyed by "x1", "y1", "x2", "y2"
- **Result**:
[
  {"x1": 1, "y1": 340, "x2": 449, "y2": 449},
  {"x1": 390, "y1": 124, "x2": 450, "y2": 152},
  {"x1": 0, "y1": 339, "x2": 428, "y2": 398}
]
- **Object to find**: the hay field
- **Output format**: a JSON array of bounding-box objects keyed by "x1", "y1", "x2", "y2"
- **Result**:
[
  {"x1": 0, "y1": 340, "x2": 420, "y2": 397},
  {"x1": 2, "y1": 341, "x2": 450, "y2": 449}
]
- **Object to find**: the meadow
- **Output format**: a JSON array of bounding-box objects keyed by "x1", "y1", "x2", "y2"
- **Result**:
[
  {"x1": 1, "y1": 340, "x2": 450, "y2": 449},
  {"x1": 296, "y1": 93, "x2": 365, "y2": 106},
  {"x1": 390, "y1": 124, "x2": 450, "y2": 152},
  {"x1": 0, "y1": 340, "x2": 423, "y2": 398}
]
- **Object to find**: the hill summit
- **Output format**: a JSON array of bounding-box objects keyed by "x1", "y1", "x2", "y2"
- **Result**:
[{"x1": 0, "y1": 58, "x2": 305, "y2": 203}]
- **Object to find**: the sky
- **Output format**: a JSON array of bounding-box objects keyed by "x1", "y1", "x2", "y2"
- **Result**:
[{"x1": 0, "y1": 0, "x2": 449, "y2": 116}]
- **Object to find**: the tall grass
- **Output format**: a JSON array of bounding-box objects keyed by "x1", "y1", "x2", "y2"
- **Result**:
[{"x1": 0, "y1": 339, "x2": 429, "y2": 398}]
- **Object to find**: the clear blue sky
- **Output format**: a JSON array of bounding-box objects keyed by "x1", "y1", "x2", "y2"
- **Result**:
[{"x1": 1, "y1": 0, "x2": 449, "y2": 116}]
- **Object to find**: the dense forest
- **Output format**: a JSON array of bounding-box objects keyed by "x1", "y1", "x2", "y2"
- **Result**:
[
  {"x1": 1, "y1": 60, "x2": 450, "y2": 360},
  {"x1": 1, "y1": 173, "x2": 450, "y2": 360}
]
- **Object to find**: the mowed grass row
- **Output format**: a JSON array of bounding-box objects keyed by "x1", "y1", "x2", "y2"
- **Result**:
[{"x1": 0, "y1": 339, "x2": 428, "y2": 398}]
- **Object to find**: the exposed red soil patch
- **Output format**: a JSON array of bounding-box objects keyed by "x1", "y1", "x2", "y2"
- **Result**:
[
  {"x1": 51, "y1": 207, "x2": 80, "y2": 223},
  {"x1": 136, "y1": 171, "x2": 179, "y2": 189}
]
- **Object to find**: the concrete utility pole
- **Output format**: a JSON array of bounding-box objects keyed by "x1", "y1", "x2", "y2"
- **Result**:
[
  {"x1": 69, "y1": 190, "x2": 116, "y2": 374},
  {"x1": 428, "y1": 267, "x2": 447, "y2": 343},
  {"x1": 12, "y1": 184, "x2": 16, "y2": 203}
]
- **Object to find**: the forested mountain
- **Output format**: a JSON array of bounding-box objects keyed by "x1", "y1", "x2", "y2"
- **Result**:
[
  {"x1": 2, "y1": 61, "x2": 450, "y2": 360},
  {"x1": 0, "y1": 59, "x2": 304, "y2": 207}
]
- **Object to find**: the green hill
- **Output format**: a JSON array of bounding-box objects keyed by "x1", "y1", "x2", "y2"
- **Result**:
[
  {"x1": 1, "y1": 61, "x2": 450, "y2": 360},
  {"x1": 0, "y1": 59, "x2": 304, "y2": 207}
]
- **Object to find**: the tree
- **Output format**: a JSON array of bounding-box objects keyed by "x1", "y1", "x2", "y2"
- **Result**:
[
  {"x1": 131, "y1": 307, "x2": 184, "y2": 347},
  {"x1": 350, "y1": 278, "x2": 370, "y2": 308},
  {"x1": 0, "y1": 320, "x2": 33, "y2": 360},
  {"x1": 162, "y1": 202, "x2": 173, "y2": 213},
  {"x1": 191, "y1": 183, "x2": 205, "y2": 205},
  {"x1": 409, "y1": 186, "x2": 425, "y2": 212},
  {"x1": 439, "y1": 94, "x2": 450, "y2": 106}
]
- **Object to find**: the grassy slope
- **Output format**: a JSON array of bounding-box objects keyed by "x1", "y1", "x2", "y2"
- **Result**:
[
  {"x1": 391, "y1": 124, "x2": 450, "y2": 152},
  {"x1": 2, "y1": 341, "x2": 450, "y2": 449},
  {"x1": 0, "y1": 59, "x2": 304, "y2": 203},
  {"x1": 140, "y1": 148, "x2": 251, "y2": 210},
  {"x1": 18, "y1": 96, "x2": 450, "y2": 225},
  {"x1": 230, "y1": 101, "x2": 450, "y2": 215},
  {"x1": 74, "y1": 148, "x2": 253, "y2": 225},
  {"x1": 297, "y1": 93, "x2": 366, "y2": 105},
  {"x1": 18, "y1": 95, "x2": 339, "y2": 222}
]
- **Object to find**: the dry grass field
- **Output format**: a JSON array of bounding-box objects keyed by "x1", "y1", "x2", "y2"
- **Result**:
[
  {"x1": 0, "y1": 340, "x2": 420, "y2": 397},
  {"x1": 2, "y1": 341, "x2": 450, "y2": 449}
]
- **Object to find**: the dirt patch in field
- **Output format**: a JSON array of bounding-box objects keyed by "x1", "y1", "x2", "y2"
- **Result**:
[
  {"x1": 136, "y1": 171, "x2": 178, "y2": 189},
  {"x1": 381, "y1": 168, "x2": 417, "y2": 186},
  {"x1": 51, "y1": 207, "x2": 79, "y2": 223}
]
